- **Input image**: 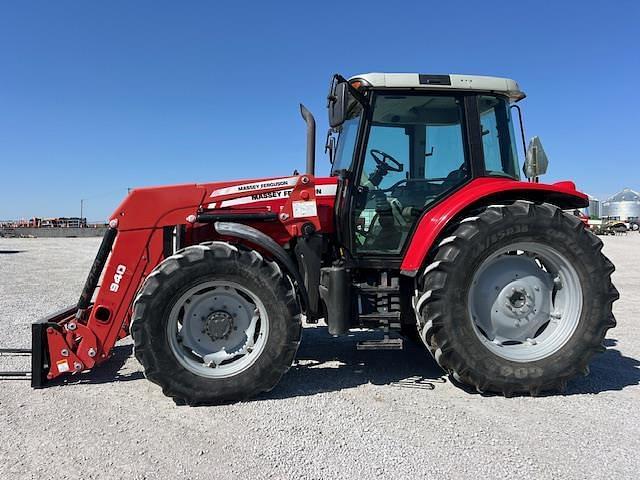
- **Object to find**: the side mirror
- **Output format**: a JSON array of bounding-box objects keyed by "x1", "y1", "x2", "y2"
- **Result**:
[
  {"x1": 523, "y1": 136, "x2": 549, "y2": 180},
  {"x1": 328, "y1": 81, "x2": 348, "y2": 128}
]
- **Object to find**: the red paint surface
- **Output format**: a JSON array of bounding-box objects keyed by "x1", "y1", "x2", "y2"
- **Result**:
[{"x1": 400, "y1": 178, "x2": 588, "y2": 273}]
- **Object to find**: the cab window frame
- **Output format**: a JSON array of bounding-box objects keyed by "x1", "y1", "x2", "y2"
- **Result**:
[{"x1": 347, "y1": 89, "x2": 476, "y2": 259}]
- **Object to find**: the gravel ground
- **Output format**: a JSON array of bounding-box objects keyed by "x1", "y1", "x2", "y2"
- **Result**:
[{"x1": 0, "y1": 235, "x2": 639, "y2": 479}]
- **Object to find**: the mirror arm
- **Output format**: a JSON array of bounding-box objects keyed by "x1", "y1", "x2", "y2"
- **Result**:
[{"x1": 324, "y1": 129, "x2": 336, "y2": 164}]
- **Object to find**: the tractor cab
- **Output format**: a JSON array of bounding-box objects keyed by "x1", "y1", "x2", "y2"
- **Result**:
[{"x1": 326, "y1": 73, "x2": 526, "y2": 261}]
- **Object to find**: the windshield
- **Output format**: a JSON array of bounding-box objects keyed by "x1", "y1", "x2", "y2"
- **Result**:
[{"x1": 478, "y1": 96, "x2": 520, "y2": 179}]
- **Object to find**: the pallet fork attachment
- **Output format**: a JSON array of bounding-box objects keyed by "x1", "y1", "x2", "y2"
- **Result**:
[
  {"x1": 0, "y1": 227, "x2": 118, "y2": 388},
  {"x1": 0, "y1": 348, "x2": 30, "y2": 380},
  {"x1": 0, "y1": 306, "x2": 85, "y2": 386}
]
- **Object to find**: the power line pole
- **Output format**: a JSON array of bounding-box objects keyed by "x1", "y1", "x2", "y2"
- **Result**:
[{"x1": 80, "y1": 199, "x2": 84, "y2": 227}]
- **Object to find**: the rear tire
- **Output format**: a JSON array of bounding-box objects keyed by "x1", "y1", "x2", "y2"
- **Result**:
[
  {"x1": 415, "y1": 201, "x2": 618, "y2": 396},
  {"x1": 131, "y1": 242, "x2": 301, "y2": 405}
]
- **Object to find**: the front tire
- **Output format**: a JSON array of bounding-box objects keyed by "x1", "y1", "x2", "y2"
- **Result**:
[
  {"x1": 131, "y1": 242, "x2": 301, "y2": 405},
  {"x1": 415, "y1": 201, "x2": 619, "y2": 396}
]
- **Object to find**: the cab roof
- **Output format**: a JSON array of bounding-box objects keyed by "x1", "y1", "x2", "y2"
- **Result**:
[{"x1": 350, "y1": 73, "x2": 526, "y2": 101}]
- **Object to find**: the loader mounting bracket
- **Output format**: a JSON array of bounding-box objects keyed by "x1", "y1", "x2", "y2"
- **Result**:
[
  {"x1": 0, "y1": 306, "x2": 79, "y2": 388},
  {"x1": 32, "y1": 306, "x2": 80, "y2": 387}
]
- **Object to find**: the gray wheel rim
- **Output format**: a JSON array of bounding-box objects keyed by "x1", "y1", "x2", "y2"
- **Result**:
[
  {"x1": 167, "y1": 280, "x2": 269, "y2": 378},
  {"x1": 468, "y1": 241, "x2": 583, "y2": 363}
]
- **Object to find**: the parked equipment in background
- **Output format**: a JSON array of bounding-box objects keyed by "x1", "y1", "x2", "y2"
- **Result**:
[
  {"x1": 1, "y1": 73, "x2": 618, "y2": 404},
  {"x1": 589, "y1": 219, "x2": 633, "y2": 235}
]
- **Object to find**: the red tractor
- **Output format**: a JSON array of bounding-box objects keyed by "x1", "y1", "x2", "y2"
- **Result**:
[{"x1": 4, "y1": 73, "x2": 618, "y2": 404}]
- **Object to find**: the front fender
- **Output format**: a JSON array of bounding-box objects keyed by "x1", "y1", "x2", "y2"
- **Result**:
[
  {"x1": 400, "y1": 178, "x2": 588, "y2": 276},
  {"x1": 213, "y1": 222, "x2": 310, "y2": 312}
]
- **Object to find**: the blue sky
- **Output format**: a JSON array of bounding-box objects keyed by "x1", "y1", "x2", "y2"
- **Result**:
[{"x1": 0, "y1": 1, "x2": 638, "y2": 221}]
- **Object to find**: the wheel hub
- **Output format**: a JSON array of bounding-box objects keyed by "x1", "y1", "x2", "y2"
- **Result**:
[
  {"x1": 468, "y1": 242, "x2": 583, "y2": 362},
  {"x1": 508, "y1": 288, "x2": 526, "y2": 309},
  {"x1": 497, "y1": 282, "x2": 540, "y2": 324},
  {"x1": 205, "y1": 311, "x2": 234, "y2": 341},
  {"x1": 168, "y1": 281, "x2": 270, "y2": 379}
]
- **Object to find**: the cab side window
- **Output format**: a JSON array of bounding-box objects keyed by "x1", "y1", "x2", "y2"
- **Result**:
[{"x1": 479, "y1": 96, "x2": 520, "y2": 179}]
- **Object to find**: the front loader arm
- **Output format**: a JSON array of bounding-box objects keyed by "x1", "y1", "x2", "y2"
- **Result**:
[
  {"x1": 28, "y1": 175, "x2": 321, "y2": 386},
  {"x1": 37, "y1": 184, "x2": 209, "y2": 383}
]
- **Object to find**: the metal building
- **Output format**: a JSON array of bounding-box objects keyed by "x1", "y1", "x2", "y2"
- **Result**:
[
  {"x1": 601, "y1": 188, "x2": 640, "y2": 222},
  {"x1": 586, "y1": 195, "x2": 601, "y2": 218}
]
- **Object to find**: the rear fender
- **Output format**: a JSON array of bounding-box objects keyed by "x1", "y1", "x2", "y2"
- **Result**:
[{"x1": 400, "y1": 178, "x2": 588, "y2": 276}]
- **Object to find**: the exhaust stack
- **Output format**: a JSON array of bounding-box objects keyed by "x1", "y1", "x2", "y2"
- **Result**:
[{"x1": 299, "y1": 104, "x2": 316, "y2": 176}]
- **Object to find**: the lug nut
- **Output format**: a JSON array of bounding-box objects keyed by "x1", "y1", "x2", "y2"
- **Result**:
[
  {"x1": 279, "y1": 213, "x2": 289, "y2": 221},
  {"x1": 73, "y1": 362, "x2": 83, "y2": 371},
  {"x1": 66, "y1": 322, "x2": 77, "y2": 331},
  {"x1": 61, "y1": 349, "x2": 69, "y2": 357},
  {"x1": 88, "y1": 348, "x2": 96, "y2": 358}
]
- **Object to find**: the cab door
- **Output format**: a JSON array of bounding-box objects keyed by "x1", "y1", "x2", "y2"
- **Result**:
[{"x1": 351, "y1": 92, "x2": 471, "y2": 257}]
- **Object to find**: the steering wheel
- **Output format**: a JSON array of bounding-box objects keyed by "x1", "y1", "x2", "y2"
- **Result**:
[
  {"x1": 367, "y1": 149, "x2": 404, "y2": 188},
  {"x1": 370, "y1": 149, "x2": 404, "y2": 172}
]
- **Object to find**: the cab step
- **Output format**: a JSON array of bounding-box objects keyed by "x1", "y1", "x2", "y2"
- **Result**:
[
  {"x1": 358, "y1": 312, "x2": 401, "y2": 320},
  {"x1": 357, "y1": 335, "x2": 404, "y2": 350},
  {"x1": 355, "y1": 284, "x2": 400, "y2": 294}
]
